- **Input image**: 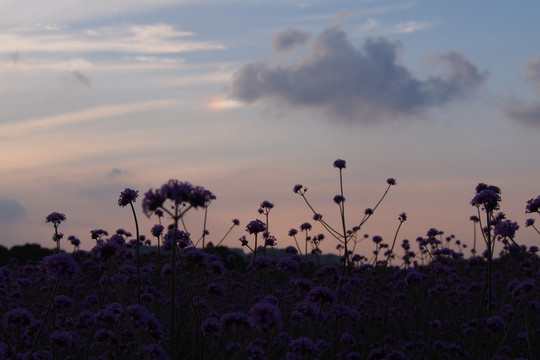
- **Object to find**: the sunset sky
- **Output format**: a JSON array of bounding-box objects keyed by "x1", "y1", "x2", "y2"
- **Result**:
[{"x1": 1, "y1": 0, "x2": 539, "y2": 256}]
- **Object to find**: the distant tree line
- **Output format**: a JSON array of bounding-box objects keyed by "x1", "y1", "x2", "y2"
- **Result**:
[{"x1": 0, "y1": 243, "x2": 55, "y2": 266}]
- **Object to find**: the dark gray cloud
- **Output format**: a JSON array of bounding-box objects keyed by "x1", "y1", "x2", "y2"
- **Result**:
[
  {"x1": 0, "y1": 198, "x2": 26, "y2": 223},
  {"x1": 231, "y1": 26, "x2": 487, "y2": 123},
  {"x1": 505, "y1": 56, "x2": 540, "y2": 127},
  {"x1": 271, "y1": 28, "x2": 310, "y2": 53}
]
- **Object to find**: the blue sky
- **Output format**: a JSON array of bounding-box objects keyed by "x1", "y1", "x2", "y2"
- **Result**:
[{"x1": 1, "y1": 0, "x2": 539, "y2": 256}]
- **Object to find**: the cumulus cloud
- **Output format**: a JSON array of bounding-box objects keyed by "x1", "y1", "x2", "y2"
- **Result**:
[
  {"x1": 505, "y1": 56, "x2": 540, "y2": 127},
  {"x1": 0, "y1": 198, "x2": 26, "y2": 223},
  {"x1": 230, "y1": 26, "x2": 487, "y2": 123},
  {"x1": 272, "y1": 28, "x2": 310, "y2": 53}
]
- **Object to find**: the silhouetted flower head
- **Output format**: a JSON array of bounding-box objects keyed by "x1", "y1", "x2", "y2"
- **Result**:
[
  {"x1": 387, "y1": 178, "x2": 396, "y2": 185},
  {"x1": 151, "y1": 224, "x2": 164, "y2": 237},
  {"x1": 232, "y1": 218, "x2": 240, "y2": 226},
  {"x1": 525, "y1": 218, "x2": 535, "y2": 227},
  {"x1": 333, "y1": 195, "x2": 345, "y2": 204},
  {"x1": 494, "y1": 220, "x2": 519, "y2": 239},
  {"x1": 118, "y1": 188, "x2": 139, "y2": 207},
  {"x1": 427, "y1": 228, "x2": 440, "y2": 238},
  {"x1": 246, "y1": 219, "x2": 266, "y2": 234},
  {"x1": 239, "y1": 235, "x2": 249, "y2": 246},
  {"x1": 372, "y1": 235, "x2": 383, "y2": 244},
  {"x1": 471, "y1": 183, "x2": 501, "y2": 212},
  {"x1": 46, "y1": 212, "x2": 66, "y2": 224},
  {"x1": 293, "y1": 184, "x2": 303, "y2": 193},
  {"x1": 399, "y1": 212, "x2": 407, "y2": 222},
  {"x1": 288, "y1": 229, "x2": 298, "y2": 236},
  {"x1": 470, "y1": 215, "x2": 479, "y2": 222},
  {"x1": 142, "y1": 180, "x2": 214, "y2": 217},
  {"x1": 68, "y1": 235, "x2": 80, "y2": 247},
  {"x1": 90, "y1": 229, "x2": 108, "y2": 242},
  {"x1": 300, "y1": 223, "x2": 312, "y2": 231},
  {"x1": 333, "y1": 159, "x2": 346, "y2": 169},
  {"x1": 260, "y1": 200, "x2": 274, "y2": 209},
  {"x1": 526, "y1": 195, "x2": 540, "y2": 213}
]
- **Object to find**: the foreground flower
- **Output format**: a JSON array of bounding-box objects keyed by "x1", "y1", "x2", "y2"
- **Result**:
[
  {"x1": 471, "y1": 183, "x2": 501, "y2": 212},
  {"x1": 525, "y1": 195, "x2": 540, "y2": 214}
]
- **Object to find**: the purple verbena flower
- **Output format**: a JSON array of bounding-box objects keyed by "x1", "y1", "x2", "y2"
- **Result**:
[
  {"x1": 493, "y1": 220, "x2": 519, "y2": 239},
  {"x1": 525, "y1": 218, "x2": 535, "y2": 227},
  {"x1": 249, "y1": 301, "x2": 282, "y2": 333},
  {"x1": 387, "y1": 178, "x2": 396, "y2": 185},
  {"x1": 333, "y1": 159, "x2": 346, "y2": 169},
  {"x1": 525, "y1": 195, "x2": 540, "y2": 213},
  {"x1": 151, "y1": 224, "x2": 164, "y2": 237},
  {"x1": 299, "y1": 222, "x2": 312, "y2": 231},
  {"x1": 118, "y1": 188, "x2": 139, "y2": 207},
  {"x1": 471, "y1": 183, "x2": 501, "y2": 212},
  {"x1": 40, "y1": 252, "x2": 79, "y2": 280},
  {"x1": 293, "y1": 184, "x2": 303, "y2": 193},
  {"x1": 45, "y1": 212, "x2": 66, "y2": 224},
  {"x1": 333, "y1": 195, "x2": 345, "y2": 204},
  {"x1": 246, "y1": 219, "x2": 266, "y2": 234}
]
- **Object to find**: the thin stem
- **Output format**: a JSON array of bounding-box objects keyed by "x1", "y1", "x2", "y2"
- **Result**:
[{"x1": 129, "y1": 202, "x2": 141, "y2": 305}]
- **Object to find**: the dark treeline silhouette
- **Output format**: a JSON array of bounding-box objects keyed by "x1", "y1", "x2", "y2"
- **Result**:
[{"x1": 0, "y1": 243, "x2": 55, "y2": 266}]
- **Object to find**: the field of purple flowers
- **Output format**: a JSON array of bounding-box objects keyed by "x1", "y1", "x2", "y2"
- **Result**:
[{"x1": 1, "y1": 160, "x2": 539, "y2": 360}]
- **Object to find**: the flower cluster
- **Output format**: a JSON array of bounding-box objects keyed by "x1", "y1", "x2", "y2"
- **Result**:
[{"x1": 142, "y1": 180, "x2": 215, "y2": 217}]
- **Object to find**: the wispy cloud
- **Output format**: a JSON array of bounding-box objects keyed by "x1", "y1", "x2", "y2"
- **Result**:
[
  {"x1": 272, "y1": 28, "x2": 311, "y2": 53},
  {"x1": 1, "y1": 23, "x2": 225, "y2": 54},
  {"x1": 230, "y1": 25, "x2": 486, "y2": 124},
  {"x1": 0, "y1": 99, "x2": 180, "y2": 138},
  {"x1": 505, "y1": 55, "x2": 540, "y2": 127}
]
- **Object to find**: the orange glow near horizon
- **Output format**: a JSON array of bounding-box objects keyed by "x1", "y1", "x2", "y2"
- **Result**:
[{"x1": 206, "y1": 98, "x2": 243, "y2": 110}]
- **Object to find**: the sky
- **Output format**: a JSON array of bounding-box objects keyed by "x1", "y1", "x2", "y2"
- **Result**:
[{"x1": 1, "y1": 0, "x2": 539, "y2": 257}]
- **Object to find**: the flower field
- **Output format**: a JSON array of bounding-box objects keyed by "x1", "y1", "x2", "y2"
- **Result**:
[{"x1": 1, "y1": 160, "x2": 539, "y2": 360}]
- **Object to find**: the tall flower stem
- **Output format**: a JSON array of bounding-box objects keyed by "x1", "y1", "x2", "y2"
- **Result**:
[
  {"x1": 129, "y1": 202, "x2": 142, "y2": 305},
  {"x1": 170, "y1": 210, "x2": 179, "y2": 359},
  {"x1": 243, "y1": 233, "x2": 258, "y2": 312}
]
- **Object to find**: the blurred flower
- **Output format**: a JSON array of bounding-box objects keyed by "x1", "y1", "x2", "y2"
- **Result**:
[
  {"x1": 525, "y1": 195, "x2": 540, "y2": 213},
  {"x1": 293, "y1": 184, "x2": 303, "y2": 193},
  {"x1": 333, "y1": 195, "x2": 345, "y2": 204},
  {"x1": 387, "y1": 178, "x2": 396, "y2": 185},
  {"x1": 40, "y1": 252, "x2": 79, "y2": 280},
  {"x1": 494, "y1": 220, "x2": 519, "y2": 239},
  {"x1": 151, "y1": 224, "x2": 165, "y2": 237},
  {"x1": 249, "y1": 301, "x2": 282, "y2": 333},
  {"x1": 333, "y1": 159, "x2": 346, "y2": 169},
  {"x1": 300, "y1": 223, "x2": 312, "y2": 231},
  {"x1": 525, "y1": 218, "x2": 535, "y2": 227}
]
